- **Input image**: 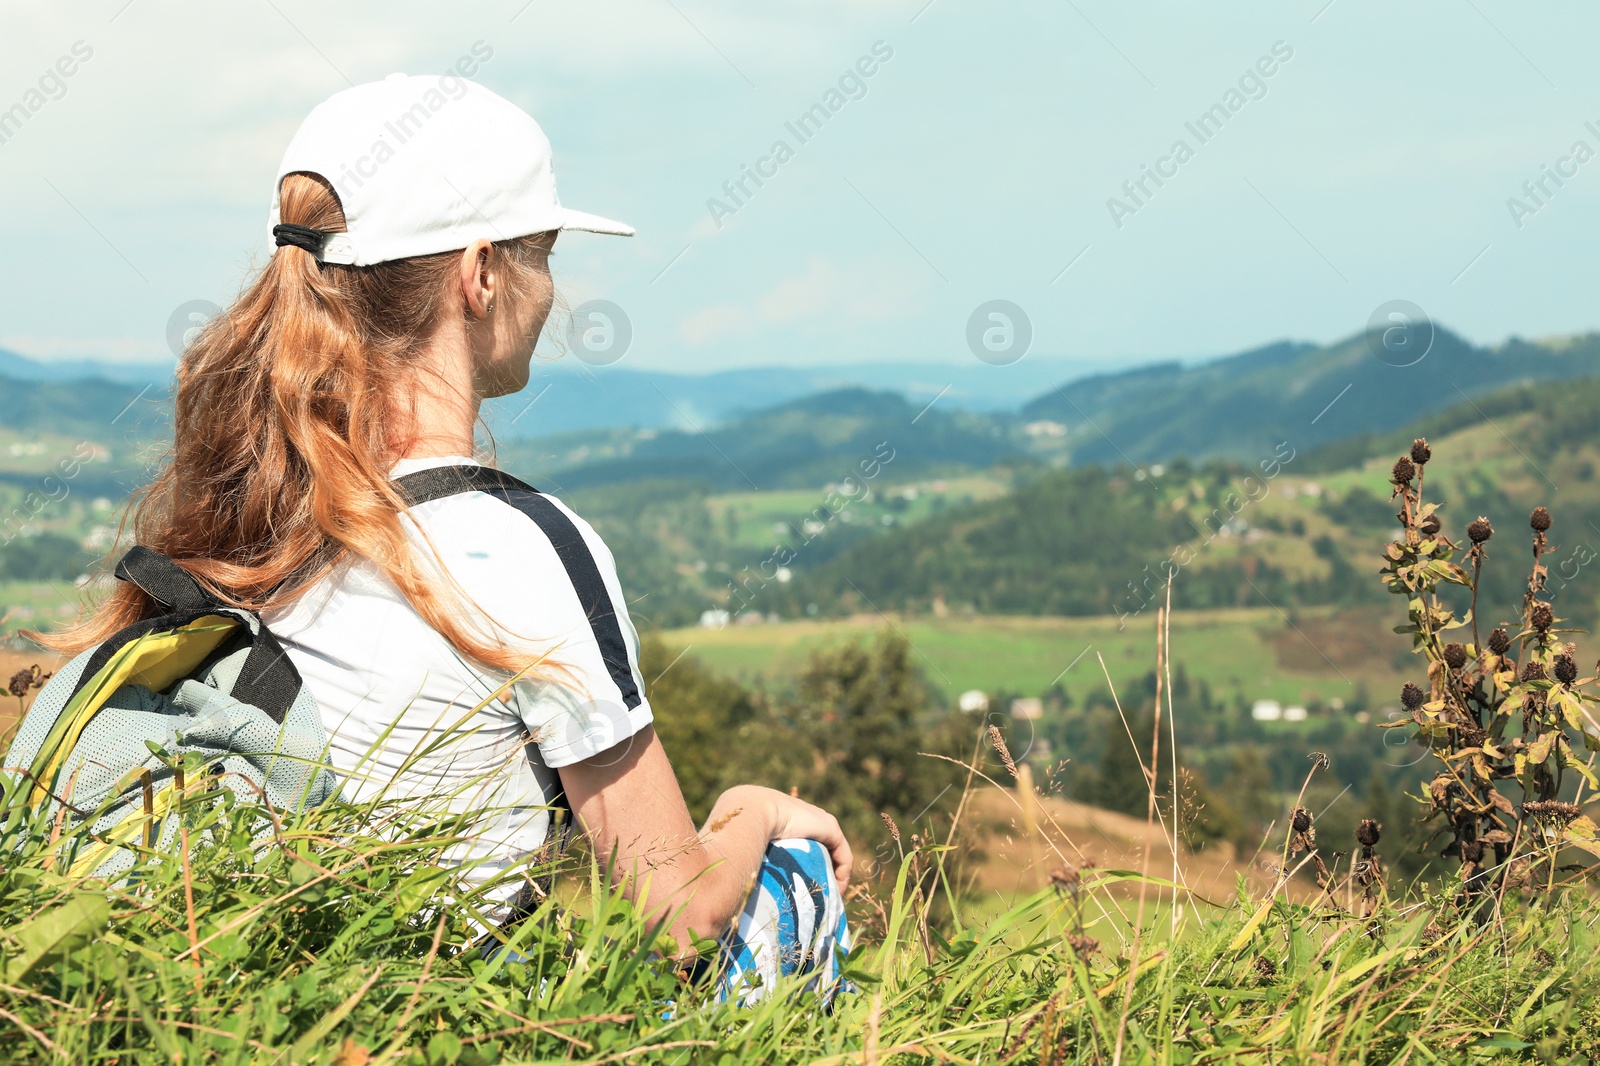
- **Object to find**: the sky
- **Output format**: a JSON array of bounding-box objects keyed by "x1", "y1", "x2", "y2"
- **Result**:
[{"x1": 2, "y1": 0, "x2": 1598, "y2": 376}]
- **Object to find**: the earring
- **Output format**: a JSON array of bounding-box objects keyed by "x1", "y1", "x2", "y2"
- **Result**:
[{"x1": 486, "y1": 301, "x2": 495, "y2": 314}]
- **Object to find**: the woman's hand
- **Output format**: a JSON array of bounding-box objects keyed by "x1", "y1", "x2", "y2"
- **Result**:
[
  {"x1": 769, "y1": 790, "x2": 853, "y2": 889},
  {"x1": 703, "y1": 785, "x2": 853, "y2": 890}
]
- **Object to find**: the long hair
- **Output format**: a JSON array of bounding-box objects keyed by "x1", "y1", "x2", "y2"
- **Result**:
[{"x1": 40, "y1": 173, "x2": 555, "y2": 673}]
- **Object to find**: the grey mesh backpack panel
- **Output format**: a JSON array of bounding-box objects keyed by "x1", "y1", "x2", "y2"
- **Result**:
[{"x1": 2, "y1": 559, "x2": 339, "y2": 880}]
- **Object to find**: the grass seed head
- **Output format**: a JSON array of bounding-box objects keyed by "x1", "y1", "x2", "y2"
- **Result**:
[
  {"x1": 1531, "y1": 506, "x2": 1552, "y2": 532},
  {"x1": 1443, "y1": 642, "x2": 1468, "y2": 669},
  {"x1": 988, "y1": 724, "x2": 1018, "y2": 779},
  {"x1": 1489, "y1": 628, "x2": 1512, "y2": 655},
  {"x1": 1410, "y1": 438, "x2": 1432, "y2": 465},
  {"x1": 1467, "y1": 516, "x2": 1494, "y2": 544}
]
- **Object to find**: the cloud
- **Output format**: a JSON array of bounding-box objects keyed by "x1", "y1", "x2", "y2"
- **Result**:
[{"x1": 678, "y1": 256, "x2": 926, "y2": 347}]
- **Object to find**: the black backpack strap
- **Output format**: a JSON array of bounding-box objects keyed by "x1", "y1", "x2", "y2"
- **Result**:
[
  {"x1": 107, "y1": 547, "x2": 303, "y2": 725},
  {"x1": 393, "y1": 464, "x2": 541, "y2": 508},
  {"x1": 392, "y1": 465, "x2": 642, "y2": 711},
  {"x1": 115, "y1": 546, "x2": 216, "y2": 611},
  {"x1": 392, "y1": 463, "x2": 648, "y2": 831}
]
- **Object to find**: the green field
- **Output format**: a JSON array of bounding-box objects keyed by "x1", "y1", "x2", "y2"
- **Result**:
[{"x1": 659, "y1": 604, "x2": 1411, "y2": 710}]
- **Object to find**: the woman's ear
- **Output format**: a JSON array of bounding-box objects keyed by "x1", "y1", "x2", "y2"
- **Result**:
[{"x1": 457, "y1": 238, "x2": 496, "y2": 319}]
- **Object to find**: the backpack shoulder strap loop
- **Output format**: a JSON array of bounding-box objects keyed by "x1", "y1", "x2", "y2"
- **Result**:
[
  {"x1": 115, "y1": 546, "x2": 221, "y2": 611},
  {"x1": 108, "y1": 546, "x2": 302, "y2": 725}
]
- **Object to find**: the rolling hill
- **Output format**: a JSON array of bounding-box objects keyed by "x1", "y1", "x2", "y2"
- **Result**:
[{"x1": 1020, "y1": 329, "x2": 1600, "y2": 465}]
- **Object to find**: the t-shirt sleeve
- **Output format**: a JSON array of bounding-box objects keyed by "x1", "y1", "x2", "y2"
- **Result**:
[{"x1": 405, "y1": 491, "x2": 654, "y2": 769}]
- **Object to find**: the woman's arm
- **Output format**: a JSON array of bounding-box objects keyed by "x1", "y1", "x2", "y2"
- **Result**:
[{"x1": 558, "y1": 725, "x2": 852, "y2": 953}]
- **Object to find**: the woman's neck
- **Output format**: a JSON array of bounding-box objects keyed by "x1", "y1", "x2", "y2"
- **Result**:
[{"x1": 399, "y1": 322, "x2": 481, "y2": 460}]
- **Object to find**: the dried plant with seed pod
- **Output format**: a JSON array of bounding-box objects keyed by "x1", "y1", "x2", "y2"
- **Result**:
[
  {"x1": 1066, "y1": 934, "x2": 1098, "y2": 962},
  {"x1": 1379, "y1": 440, "x2": 1600, "y2": 912},
  {"x1": 1252, "y1": 955, "x2": 1277, "y2": 983},
  {"x1": 7, "y1": 665, "x2": 51, "y2": 714}
]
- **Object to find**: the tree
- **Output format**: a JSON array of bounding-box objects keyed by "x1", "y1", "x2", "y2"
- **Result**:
[{"x1": 734, "y1": 630, "x2": 967, "y2": 851}]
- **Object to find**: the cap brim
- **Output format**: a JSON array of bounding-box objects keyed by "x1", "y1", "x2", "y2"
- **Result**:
[{"x1": 560, "y1": 207, "x2": 635, "y2": 236}]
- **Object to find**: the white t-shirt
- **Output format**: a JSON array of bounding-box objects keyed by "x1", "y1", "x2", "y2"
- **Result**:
[{"x1": 263, "y1": 456, "x2": 654, "y2": 916}]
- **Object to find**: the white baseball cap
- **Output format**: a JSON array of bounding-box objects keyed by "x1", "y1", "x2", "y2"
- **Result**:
[{"x1": 268, "y1": 73, "x2": 633, "y2": 266}]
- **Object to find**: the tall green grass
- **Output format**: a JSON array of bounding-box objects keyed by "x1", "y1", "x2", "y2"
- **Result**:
[{"x1": 1, "y1": 754, "x2": 1598, "y2": 1065}]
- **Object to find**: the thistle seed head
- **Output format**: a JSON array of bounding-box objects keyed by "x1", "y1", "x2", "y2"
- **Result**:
[
  {"x1": 1410, "y1": 438, "x2": 1432, "y2": 465},
  {"x1": 1391, "y1": 456, "x2": 1416, "y2": 485},
  {"x1": 1049, "y1": 865, "x2": 1081, "y2": 892},
  {"x1": 1443, "y1": 643, "x2": 1468, "y2": 669},
  {"x1": 1524, "y1": 800, "x2": 1581, "y2": 824},
  {"x1": 1555, "y1": 653, "x2": 1578, "y2": 684},
  {"x1": 1066, "y1": 934, "x2": 1099, "y2": 962},
  {"x1": 6, "y1": 669, "x2": 31, "y2": 699},
  {"x1": 1522, "y1": 660, "x2": 1547, "y2": 682},
  {"x1": 1401, "y1": 682, "x2": 1427, "y2": 709},
  {"x1": 1460, "y1": 840, "x2": 1483, "y2": 865},
  {"x1": 1467, "y1": 516, "x2": 1494, "y2": 544},
  {"x1": 1531, "y1": 602, "x2": 1555, "y2": 632},
  {"x1": 1355, "y1": 819, "x2": 1381, "y2": 848},
  {"x1": 1488, "y1": 628, "x2": 1512, "y2": 655},
  {"x1": 1291, "y1": 806, "x2": 1313, "y2": 833},
  {"x1": 1531, "y1": 506, "x2": 1552, "y2": 532},
  {"x1": 1420, "y1": 514, "x2": 1442, "y2": 536}
]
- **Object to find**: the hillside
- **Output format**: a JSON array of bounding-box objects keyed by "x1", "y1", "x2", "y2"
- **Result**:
[
  {"x1": 503, "y1": 387, "x2": 1023, "y2": 492},
  {"x1": 756, "y1": 375, "x2": 1600, "y2": 628},
  {"x1": 1020, "y1": 329, "x2": 1600, "y2": 465}
]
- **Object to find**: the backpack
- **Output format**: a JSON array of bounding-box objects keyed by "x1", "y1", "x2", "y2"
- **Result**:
[
  {"x1": 2, "y1": 547, "x2": 339, "y2": 880},
  {"x1": 3, "y1": 464, "x2": 605, "y2": 883}
]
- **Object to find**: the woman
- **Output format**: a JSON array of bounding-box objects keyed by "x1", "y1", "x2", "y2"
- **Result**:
[{"x1": 49, "y1": 74, "x2": 851, "y2": 1003}]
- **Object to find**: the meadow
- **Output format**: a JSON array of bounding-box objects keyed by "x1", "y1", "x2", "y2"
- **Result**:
[
  {"x1": 660, "y1": 605, "x2": 1408, "y2": 710},
  {"x1": 2, "y1": 697, "x2": 1596, "y2": 1064}
]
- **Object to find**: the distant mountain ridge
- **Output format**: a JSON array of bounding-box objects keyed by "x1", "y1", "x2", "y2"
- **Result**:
[
  {"x1": 507, "y1": 387, "x2": 1018, "y2": 493},
  {"x1": 1021, "y1": 330, "x2": 1600, "y2": 464},
  {"x1": 8, "y1": 327, "x2": 1600, "y2": 486},
  {"x1": 0, "y1": 346, "x2": 1121, "y2": 437}
]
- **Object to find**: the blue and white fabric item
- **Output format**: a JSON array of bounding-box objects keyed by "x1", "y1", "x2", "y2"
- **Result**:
[{"x1": 713, "y1": 837, "x2": 852, "y2": 1007}]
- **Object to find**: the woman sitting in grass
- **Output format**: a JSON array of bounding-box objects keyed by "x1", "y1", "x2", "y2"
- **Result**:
[{"x1": 50, "y1": 75, "x2": 851, "y2": 1005}]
